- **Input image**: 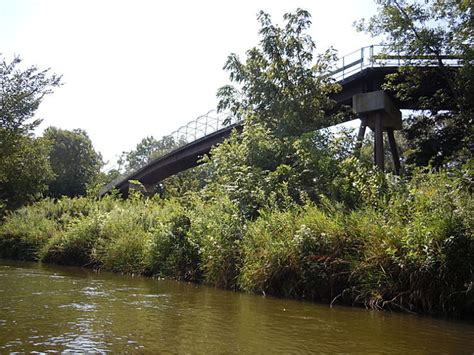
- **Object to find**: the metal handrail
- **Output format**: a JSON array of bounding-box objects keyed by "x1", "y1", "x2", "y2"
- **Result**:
[
  {"x1": 331, "y1": 44, "x2": 462, "y2": 81},
  {"x1": 122, "y1": 110, "x2": 240, "y2": 174}
]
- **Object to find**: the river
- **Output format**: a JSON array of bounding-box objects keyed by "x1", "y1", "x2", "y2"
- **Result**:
[{"x1": 0, "y1": 260, "x2": 473, "y2": 353}]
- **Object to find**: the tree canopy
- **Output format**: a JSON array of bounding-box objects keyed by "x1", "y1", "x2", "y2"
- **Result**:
[
  {"x1": 217, "y1": 9, "x2": 347, "y2": 138},
  {"x1": 43, "y1": 127, "x2": 103, "y2": 197},
  {"x1": 118, "y1": 136, "x2": 180, "y2": 173},
  {"x1": 0, "y1": 56, "x2": 61, "y2": 134},
  {"x1": 0, "y1": 55, "x2": 61, "y2": 213}
]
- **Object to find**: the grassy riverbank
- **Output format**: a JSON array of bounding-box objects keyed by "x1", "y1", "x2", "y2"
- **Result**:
[{"x1": 0, "y1": 168, "x2": 472, "y2": 316}]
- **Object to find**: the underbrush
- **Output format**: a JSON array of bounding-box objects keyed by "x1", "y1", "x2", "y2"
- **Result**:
[{"x1": 0, "y1": 169, "x2": 472, "y2": 316}]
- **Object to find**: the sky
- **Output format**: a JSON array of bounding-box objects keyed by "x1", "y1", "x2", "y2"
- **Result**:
[{"x1": 1, "y1": 0, "x2": 378, "y2": 170}]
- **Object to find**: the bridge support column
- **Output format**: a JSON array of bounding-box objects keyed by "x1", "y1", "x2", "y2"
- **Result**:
[
  {"x1": 387, "y1": 128, "x2": 401, "y2": 175},
  {"x1": 374, "y1": 112, "x2": 385, "y2": 171},
  {"x1": 353, "y1": 91, "x2": 402, "y2": 173},
  {"x1": 355, "y1": 118, "x2": 367, "y2": 156}
]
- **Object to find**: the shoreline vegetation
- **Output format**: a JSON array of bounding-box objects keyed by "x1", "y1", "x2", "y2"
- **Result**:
[
  {"x1": 0, "y1": 167, "x2": 472, "y2": 316},
  {"x1": 1, "y1": 3, "x2": 473, "y2": 318}
]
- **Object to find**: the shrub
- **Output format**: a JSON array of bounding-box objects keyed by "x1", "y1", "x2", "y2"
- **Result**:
[
  {"x1": 148, "y1": 201, "x2": 200, "y2": 281},
  {"x1": 94, "y1": 204, "x2": 157, "y2": 274},
  {"x1": 239, "y1": 204, "x2": 356, "y2": 301},
  {"x1": 348, "y1": 170, "x2": 474, "y2": 314},
  {"x1": 0, "y1": 207, "x2": 59, "y2": 260},
  {"x1": 189, "y1": 193, "x2": 244, "y2": 289},
  {"x1": 39, "y1": 211, "x2": 104, "y2": 266},
  {"x1": 239, "y1": 207, "x2": 302, "y2": 297},
  {"x1": 296, "y1": 204, "x2": 357, "y2": 302}
]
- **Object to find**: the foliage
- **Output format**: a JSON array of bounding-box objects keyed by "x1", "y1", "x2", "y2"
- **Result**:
[
  {"x1": 0, "y1": 167, "x2": 472, "y2": 315},
  {"x1": 188, "y1": 192, "x2": 244, "y2": 289},
  {"x1": 0, "y1": 55, "x2": 61, "y2": 133},
  {"x1": 0, "y1": 203, "x2": 59, "y2": 260},
  {"x1": 0, "y1": 55, "x2": 61, "y2": 213},
  {"x1": 148, "y1": 200, "x2": 201, "y2": 281},
  {"x1": 203, "y1": 123, "x2": 363, "y2": 217},
  {"x1": 118, "y1": 135, "x2": 180, "y2": 173},
  {"x1": 348, "y1": 168, "x2": 474, "y2": 314},
  {"x1": 356, "y1": 0, "x2": 473, "y2": 167},
  {"x1": 0, "y1": 134, "x2": 53, "y2": 212},
  {"x1": 206, "y1": 10, "x2": 358, "y2": 218},
  {"x1": 217, "y1": 9, "x2": 347, "y2": 137},
  {"x1": 239, "y1": 204, "x2": 356, "y2": 301},
  {"x1": 94, "y1": 200, "x2": 159, "y2": 274},
  {"x1": 238, "y1": 207, "x2": 302, "y2": 297},
  {"x1": 40, "y1": 212, "x2": 104, "y2": 266},
  {"x1": 43, "y1": 127, "x2": 103, "y2": 197},
  {"x1": 159, "y1": 165, "x2": 210, "y2": 199}
]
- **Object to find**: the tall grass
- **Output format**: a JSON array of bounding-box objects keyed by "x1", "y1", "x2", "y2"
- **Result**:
[
  {"x1": 0, "y1": 169, "x2": 472, "y2": 315},
  {"x1": 0, "y1": 204, "x2": 59, "y2": 260},
  {"x1": 188, "y1": 192, "x2": 244, "y2": 289}
]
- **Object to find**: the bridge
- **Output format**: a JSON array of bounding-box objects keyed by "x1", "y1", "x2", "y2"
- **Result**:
[{"x1": 100, "y1": 45, "x2": 460, "y2": 197}]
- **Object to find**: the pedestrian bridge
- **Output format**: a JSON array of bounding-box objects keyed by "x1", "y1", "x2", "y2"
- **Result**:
[{"x1": 100, "y1": 45, "x2": 460, "y2": 196}]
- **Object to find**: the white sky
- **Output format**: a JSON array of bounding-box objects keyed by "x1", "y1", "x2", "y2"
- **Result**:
[{"x1": 1, "y1": 0, "x2": 378, "y2": 169}]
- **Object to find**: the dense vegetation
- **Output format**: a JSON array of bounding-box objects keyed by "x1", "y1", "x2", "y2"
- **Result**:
[
  {"x1": 1, "y1": 1, "x2": 472, "y2": 316},
  {"x1": 0, "y1": 167, "x2": 472, "y2": 315}
]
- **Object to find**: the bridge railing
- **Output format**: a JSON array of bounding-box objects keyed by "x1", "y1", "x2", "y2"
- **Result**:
[
  {"x1": 100, "y1": 110, "x2": 240, "y2": 194},
  {"x1": 166, "y1": 110, "x2": 241, "y2": 152},
  {"x1": 331, "y1": 45, "x2": 462, "y2": 81},
  {"x1": 125, "y1": 110, "x2": 240, "y2": 173}
]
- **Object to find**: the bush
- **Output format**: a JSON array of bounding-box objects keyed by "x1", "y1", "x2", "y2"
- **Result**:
[
  {"x1": 0, "y1": 207, "x2": 59, "y2": 260},
  {"x1": 189, "y1": 193, "x2": 244, "y2": 289},
  {"x1": 239, "y1": 204, "x2": 356, "y2": 301},
  {"x1": 296, "y1": 205, "x2": 358, "y2": 302},
  {"x1": 148, "y1": 200, "x2": 200, "y2": 281},
  {"x1": 99, "y1": 229, "x2": 152, "y2": 274},
  {"x1": 94, "y1": 203, "x2": 157, "y2": 274},
  {"x1": 239, "y1": 207, "x2": 302, "y2": 297},
  {"x1": 40, "y1": 212, "x2": 104, "y2": 266},
  {"x1": 348, "y1": 169, "x2": 474, "y2": 314}
]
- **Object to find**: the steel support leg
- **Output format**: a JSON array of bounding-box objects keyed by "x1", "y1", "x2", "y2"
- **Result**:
[
  {"x1": 387, "y1": 128, "x2": 401, "y2": 175},
  {"x1": 355, "y1": 118, "x2": 367, "y2": 156},
  {"x1": 374, "y1": 112, "x2": 384, "y2": 171}
]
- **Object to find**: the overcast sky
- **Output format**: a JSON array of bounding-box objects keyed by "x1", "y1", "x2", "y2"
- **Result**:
[{"x1": 1, "y1": 0, "x2": 378, "y2": 169}]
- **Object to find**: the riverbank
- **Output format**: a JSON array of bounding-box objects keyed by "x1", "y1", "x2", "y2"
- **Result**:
[{"x1": 0, "y1": 169, "x2": 472, "y2": 317}]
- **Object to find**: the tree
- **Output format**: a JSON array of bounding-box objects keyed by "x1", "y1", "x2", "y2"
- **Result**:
[
  {"x1": 356, "y1": 0, "x2": 473, "y2": 167},
  {"x1": 118, "y1": 135, "x2": 179, "y2": 173},
  {"x1": 43, "y1": 127, "x2": 102, "y2": 197},
  {"x1": 0, "y1": 56, "x2": 61, "y2": 133},
  {"x1": 205, "y1": 10, "x2": 353, "y2": 217},
  {"x1": 217, "y1": 9, "x2": 348, "y2": 138},
  {"x1": 0, "y1": 134, "x2": 52, "y2": 212},
  {"x1": 0, "y1": 55, "x2": 61, "y2": 213}
]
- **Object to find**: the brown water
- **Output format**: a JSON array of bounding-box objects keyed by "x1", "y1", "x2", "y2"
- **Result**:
[{"x1": 0, "y1": 260, "x2": 473, "y2": 354}]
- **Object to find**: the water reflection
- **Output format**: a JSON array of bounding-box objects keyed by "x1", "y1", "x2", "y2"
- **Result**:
[{"x1": 0, "y1": 259, "x2": 473, "y2": 353}]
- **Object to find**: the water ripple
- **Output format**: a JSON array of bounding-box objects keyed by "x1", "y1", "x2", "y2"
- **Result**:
[{"x1": 58, "y1": 303, "x2": 97, "y2": 312}]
